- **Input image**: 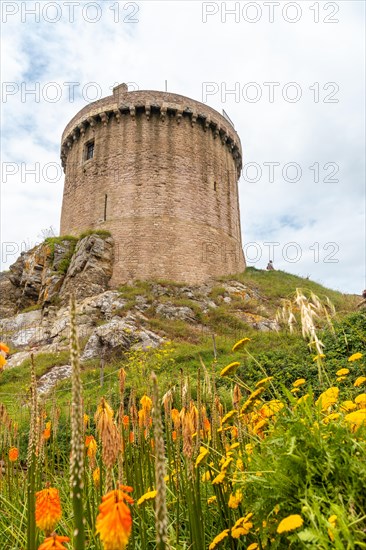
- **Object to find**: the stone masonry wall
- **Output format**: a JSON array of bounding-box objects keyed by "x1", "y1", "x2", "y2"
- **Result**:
[{"x1": 60, "y1": 87, "x2": 246, "y2": 285}]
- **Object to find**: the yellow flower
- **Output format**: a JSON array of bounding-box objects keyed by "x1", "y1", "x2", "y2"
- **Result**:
[
  {"x1": 313, "y1": 354, "x2": 326, "y2": 361},
  {"x1": 316, "y1": 387, "x2": 339, "y2": 411},
  {"x1": 253, "y1": 419, "x2": 267, "y2": 434},
  {"x1": 220, "y1": 362, "x2": 240, "y2": 377},
  {"x1": 354, "y1": 376, "x2": 366, "y2": 387},
  {"x1": 344, "y1": 409, "x2": 366, "y2": 431},
  {"x1": 245, "y1": 443, "x2": 253, "y2": 455},
  {"x1": 0, "y1": 342, "x2": 10, "y2": 353},
  {"x1": 209, "y1": 529, "x2": 229, "y2": 549},
  {"x1": 35, "y1": 487, "x2": 62, "y2": 534},
  {"x1": 337, "y1": 376, "x2": 346, "y2": 382},
  {"x1": 328, "y1": 514, "x2": 338, "y2": 541},
  {"x1": 291, "y1": 388, "x2": 300, "y2": 394},
  {"x1": 137, "y1": 490, "x2": 157, "y2": 506},
  {"x1": 293, "y1": 378, "x2": 306, "y2": 388},
  {"x1": 260, "y1": 400, "x2": 283, "y2": 418},
  {"x1": 255, "y1": 376, "x2": 273, "y2": 388},
  {"x1": 228, "y1": 490, "x2": 243, "y2": 509},
  {"x1": 221, "y1": 457, "x2": 233, "y2": 470},
  {"x1": 297, "y1": 394, "x2": 311, "y2": 405},
  {"x1": 0, "y1": 355, "x2": 6, "y2": 368},
  {"x1": 322, "y1": 412, "x2": 340, "y2": 424},
  {"x1": 348, "y1": 352, "x2": 363, "y2": 362},
  {"x1": 277, "y1": 514, "x2": 303, "y2": 534},
  {"x1": 250, "y1": 387, "x2": 266, "y2": 400},
  {"x1": 207, "y1": 495, "x2": 217, "y2": 505},
  {"x1": 240, "y1": 398, "x2": 254, "y2": 414},
  {"x1": 87, "y1": 437, "x2": 97, "y2": 460},
  {"x1": 340, "y1": 401, "x2": 357, "y2": 412},
  {"x1": 336, "y1": 368, "x2": 349, "y2": 376},
  {"x1": 212, "y1": 471, "x2": 226, "y2": 485},
  {"x1": 83, "y1": 413, "x2": 89, "y2": 427},
  {"x1": 232, "y1": 338, "x2": 251, "y2": 352},
  {"x1": 355, "y1": 394, "x2": 366, "y2": 408},
  {"x1": 232, "y1": 513, "x2": 253, "y2": 537},
  {"x1": 247, "y1": 544, "x2": 259, "y2": 550},
  {"x1": 93, "y1": 467, "x2": 100, "y2": 487},
  {"x1": 195, "y1": 447, "x2": 209, "y2": 467},
  {"x1": 202, "y1": 470, "x2": 211, "y2": 482},
  {"x1": 221, "y1": 410, "x2": 237, "y2": 425},
  {"x1": 140, "y1": 395, "x2": 152, "y2": 412}
]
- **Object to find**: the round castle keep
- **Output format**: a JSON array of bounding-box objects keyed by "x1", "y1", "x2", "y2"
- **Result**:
[{"x1": 60, "y1": 84, "x2": 246, "y2": 285}]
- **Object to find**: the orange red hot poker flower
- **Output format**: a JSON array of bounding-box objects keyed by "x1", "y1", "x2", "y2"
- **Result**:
[
  {"x1": 9, "y1": 447, "x2": 19, "y2": 462},
  {"x1": 96, "y1": 485, "x2": 134, "y2": 550},
  {"x1": 38, "y1": 534, "x2": 70, "y2": 550},
  {"x1": 35, "y1": 487, "x2": 62, "y2": 534}
]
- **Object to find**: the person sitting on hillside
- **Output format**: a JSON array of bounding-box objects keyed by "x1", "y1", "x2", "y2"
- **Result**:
[
  {"x1": 266, "y1": 260, "x2": 275, "y2": 271},
  {"x1": 357, "y1": 289, "x2": 366, "y2": 309}
]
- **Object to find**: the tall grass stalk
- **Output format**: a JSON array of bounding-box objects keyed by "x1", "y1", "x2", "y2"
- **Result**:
[
  {"x1": 26, "y1": 354, "x2": 38, "y2": 550},
  {"x1": 151, "y1": 372, "x2": 169, "y2": 549},
  {"x1": 69, "y1": 297, "x2": 85, "y2": 550}
]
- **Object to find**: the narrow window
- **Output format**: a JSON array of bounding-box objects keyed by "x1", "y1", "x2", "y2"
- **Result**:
[
  {"x1": 85, "y1": 140, "x2": 95, "y2": 161},
  {"x1": 104, "y1": 194, "x2": 108, "y2": 221},
  {"x1": 214, "y1": 181, "x2": 217, "y2": 191}
]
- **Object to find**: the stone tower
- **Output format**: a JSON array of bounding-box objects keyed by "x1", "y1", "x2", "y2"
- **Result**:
[{"x1": 60, "y1": 84, "x2": 245, "y2": 285}]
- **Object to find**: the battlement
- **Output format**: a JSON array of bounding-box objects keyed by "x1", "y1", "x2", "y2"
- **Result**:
[{"x1": 61, "y1": 87, "x2": 242, "y2": 172}]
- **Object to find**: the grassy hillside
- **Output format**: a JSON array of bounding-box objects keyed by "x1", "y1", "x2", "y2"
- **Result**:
[{"x1": 0, "y1": 268, "x2": 363, "y2": 425}]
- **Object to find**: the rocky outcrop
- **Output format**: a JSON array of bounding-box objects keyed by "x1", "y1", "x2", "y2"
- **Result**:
[
  {"x1": 37, "y1": 365, "x2": 72, "y2": 395},
  {"x1": 0, "y1": 272, "x2": 19, "y2": 318},
  {"x1": 8, "y1": 239, "x2": 75, "y2": 310},
  {"x1": 0, "y1": 234, "x2": 114, "y2": 316},
  {"x1": 0, "y1": 238, "x2": 281, "y2": 376},
  {"x1": 155, "y1": 302, "x2": 196, "y2": 322},
  {"x1": 81, "y1": 314, "x2": 164, "y2": 361},
  {"x1": 59, "y1": 235, "x2": 114, "y2": 303}
]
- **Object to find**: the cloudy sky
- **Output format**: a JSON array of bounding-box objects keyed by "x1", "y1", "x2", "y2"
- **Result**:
[{"x1": 1, "y1": 0, "x2": 365, "y2": 294}]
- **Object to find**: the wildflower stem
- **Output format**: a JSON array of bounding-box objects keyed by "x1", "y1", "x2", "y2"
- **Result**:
[
  {"x1": 69, "y1": 296, "x2": 85, "y2": 550},
  {"x1": 151, "y1": 372, "x2": 169, "y2": 549}
]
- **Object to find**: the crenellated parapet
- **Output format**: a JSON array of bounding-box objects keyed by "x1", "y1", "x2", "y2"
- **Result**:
[{"x1": 60, "y1": 87, "x2": 242, "y2": 172}]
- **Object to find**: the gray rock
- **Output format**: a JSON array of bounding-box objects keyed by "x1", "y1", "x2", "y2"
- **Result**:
[
  {"x1": 0, "y1": 309, "x2": 46, "y2": 348},
  {"x1": 0, "y1": 273, "x2": 19, "y2": 318},
  {"x1": 81, "y1": 315, "x2": 164, "y2": 361},
  {"x1": 238, "y1": 312, "x2": 279, "y2": 332},
  {"x1": 155, "y1": 302, "x2": 196, "y2": 322},
  {"x1": 37, "y1": 365, "x2": 72, "y2": 395},
  {"x1": 82, "y1": 291, "x2": 126, "y2": 319},
  {"x1": 4, "y1": 344, "x2": 69, "y2": 369},
  {"x1": 60, "y1": 236, "x2": 114, "y2": 303}
]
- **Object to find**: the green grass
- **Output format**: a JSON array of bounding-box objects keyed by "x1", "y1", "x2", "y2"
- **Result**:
[
  {"x1": 222, "y1": 267, "x2": 358, "y2": 312},
  {"x1": 19, "y1": 304, "x2": 42, "y2": 313},
  {"x1": 78, "y1": 229, "x2": 111, "y2": 240}
]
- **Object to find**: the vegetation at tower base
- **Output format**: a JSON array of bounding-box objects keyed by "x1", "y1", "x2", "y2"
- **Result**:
[{"x1": 0, "y1": 267, "x2": 365, "y2": 549}]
